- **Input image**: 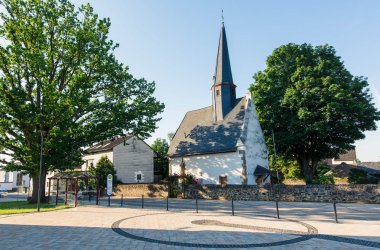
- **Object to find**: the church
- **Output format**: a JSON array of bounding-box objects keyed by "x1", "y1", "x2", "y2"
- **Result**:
[{"x1": 168, "y1": 22, "x2": 270, "y2": 185}]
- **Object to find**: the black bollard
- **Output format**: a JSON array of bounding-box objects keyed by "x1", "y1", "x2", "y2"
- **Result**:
[
  {"x1": 276, "y1": 200, "x2": 280, "y2": 219},
  {"x1": 232, "y1": 198, "x2": 235, "y2": 216},
  {"x1": 196, "y1": 195, "x2": 198, "y2": 213},
  {"x1": 142, "y1": 195, "x2": 144, "y2": 209},
  {"x1": 166, "y1": 196, "x2": 169, "y2": 211},
  {"x1": 333, "y1": 201, "x2": 338, "y2": 223},
  {"x1": 121, "y1": 194, "x2": 123, "y2": 207}
]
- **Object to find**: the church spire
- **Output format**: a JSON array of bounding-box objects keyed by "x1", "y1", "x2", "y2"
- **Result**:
[
  {"x1": 214, "y1": 21, "x2": 233, "y2": 85},
  {"x1": 212, "y1": 19, "x2": 236, "y2": 122}
]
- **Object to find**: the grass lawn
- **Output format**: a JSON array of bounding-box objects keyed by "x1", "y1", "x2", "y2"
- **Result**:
[{"x1": 0, "y1": 201, "x2": 72, "y2": 215}]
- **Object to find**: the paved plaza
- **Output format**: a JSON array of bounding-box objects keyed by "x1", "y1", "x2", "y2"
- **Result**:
[{"x1": 0, "y1": 200, "x2": 379, "y2": 249}]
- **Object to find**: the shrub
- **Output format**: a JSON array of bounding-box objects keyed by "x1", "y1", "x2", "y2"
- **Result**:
[
  {"x1": 168, "y1": 174, "x2": 181, "y2": 198},
  {"x1": 89, "y1": 156, "x2": 117, "y2": 189},
  {"x1": 270, "y1": 155, "x2": 302, "y2": 182},
  {"x1": 312, "y1": 163, "x2": 335, "y2": 184},
  {"x1": 184, "y1": 173, "x2": 196, "y2": 185},
  {"x1": 348, "y1": 169, "x2": 378, "y2": 184}
]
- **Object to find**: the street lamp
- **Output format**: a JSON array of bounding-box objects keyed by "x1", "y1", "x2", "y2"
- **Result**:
[{"x1": 37, "y1": 130, "x2": 44, "y2": 212}]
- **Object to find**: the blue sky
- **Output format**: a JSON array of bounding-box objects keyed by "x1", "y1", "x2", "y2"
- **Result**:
[{"x1": 74, "y1": 0, "x2": 380, "y2": 161}]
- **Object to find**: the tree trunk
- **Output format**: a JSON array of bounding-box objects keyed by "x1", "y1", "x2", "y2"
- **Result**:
[
  {"x1": 298, "y1": 157, "x2": 317, "y2": 184},
  {"x1": 302, "y1": 166, "x2": 315, "y2": 184},
  {"x1": 30, "y1": 171, "x2": 47, "y2": 203}
]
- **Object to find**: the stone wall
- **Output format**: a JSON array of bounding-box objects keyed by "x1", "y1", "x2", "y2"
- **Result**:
[
  {"x1": 185, "y1": 184, "x2": 380, "y2": 204},
  {"x1": 115, "y1": 184, "x2": 168, "y2": 198}
]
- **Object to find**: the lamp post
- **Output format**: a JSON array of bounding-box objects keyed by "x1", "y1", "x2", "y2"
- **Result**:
[{"x1": 37, "y1": 130, "x2": 44, "y2": 212}]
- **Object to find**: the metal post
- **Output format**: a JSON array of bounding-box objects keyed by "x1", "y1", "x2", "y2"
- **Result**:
[
  {"x1": 47, "y1": 179, "x2": 51, "y2": 204},
  {"x1": 121, "y1": 194, "x2": 123, "y2": 207},
  {"x1": 166, "y1": 196, "x2": 169, "y2": 211},
  {"x1": 108, "y1": 195, "x2": 110, "y2": 207},
  {"x1": 64, "y1": 178, "x2": 68, "y2": 205},
  {"x1": 96, "y1": 178, "x2": 99, "y2": 205},
  {"x1": 55, "y1": 179, "x2": 59, "y2": 206},
  {"x1": 37, "y1": 130, "x2": 44, "y2": 212},
  {"x1": 142, "y1": 195, "x2": 144, "y2": 209},
  {"x1": 333, "y1": 201, "x2": 338, "y2": 223},
  {"x1": 232, "y1": 198, "x2": 235, "y2": 216},
  {"x1": 196, "y1": 195, "x2": 198, "y2": 213},
  {"x1": 97, "y1": 189, "x2": 100, "y2": 205},
  {"x1": 74, "y1": 177, "x2": 78, "y2": 207},
  {"x1": 276, "y1": 200, "x2": 280, "y2": 219}
]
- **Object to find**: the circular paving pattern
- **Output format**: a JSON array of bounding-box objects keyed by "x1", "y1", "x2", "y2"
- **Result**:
[{"x1": 111, "y1": 213, "x2": 319, "y2": 248}]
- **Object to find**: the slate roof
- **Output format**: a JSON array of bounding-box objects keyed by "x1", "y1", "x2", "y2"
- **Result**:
[
  {"x1": 254, "y1": 165, "x2": 270, "y2": 176},
  {"x1": 335, "y1": 149, "x2": 356, "y2": 162},
  {"x1": 168, "y1": 97, "x2": 245, "y2": 157},
  {"x1": 214, "y1": 22, "x2": 233, "y2": 85},
  {"x1": 49, "y1": 171, "x2": 96, "y2": 180},
  {"x1": 85, "y1": 135, "x2": 133, "y2": 154}
]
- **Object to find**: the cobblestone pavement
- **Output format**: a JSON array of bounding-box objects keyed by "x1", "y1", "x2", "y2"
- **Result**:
[{"x1": 0, "y1": 200, "x2": 379, "y2": 249}]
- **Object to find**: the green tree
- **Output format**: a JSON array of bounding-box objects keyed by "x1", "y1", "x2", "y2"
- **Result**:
[
  {"x1": 251, "y1": 43, "x2": 380, "y2": 183},
  {"x1": 270, "y1": 155, "x2": 302, "y2": 182},
  {"x1": 0, "y1": 0, "x2": 164, "y2": 202},
  {"x1": 151, "y1": 137, "x2": 169, "y2": 178},
  {"x1": 151, "y1": 138, "x2": 169, "y2": 155},
  {"x1": 89, "y1": 156, "x2": 116, "y2": 190},
  {"x1": 312, "y1": 163, "x2": 334, "y2": 184}
]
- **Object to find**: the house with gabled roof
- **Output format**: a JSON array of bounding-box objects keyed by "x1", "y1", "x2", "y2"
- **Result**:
[
  {"x1": 82, "y1": 135, "x2": 154, "y2": 183},
  {"x1": 168, "y1": 22, "x2": 269, "y2": 185}
]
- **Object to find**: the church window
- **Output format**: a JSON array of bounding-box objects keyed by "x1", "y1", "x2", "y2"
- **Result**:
[{"x1": 216, "y1": 90, "x2": 220, "y2": 96}]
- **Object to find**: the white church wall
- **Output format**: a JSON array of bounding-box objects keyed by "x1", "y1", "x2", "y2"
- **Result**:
[
  {"x1": 242, "y1": 94, "x2": 270, "y2": 185},
  {"x1": 170, "y1": 151, "x2": 244, "y2": 185}
]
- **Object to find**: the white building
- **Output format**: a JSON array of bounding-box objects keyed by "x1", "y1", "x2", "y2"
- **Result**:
[
  {"x1": 168, "y1": 22, "x2": 269, "y2": 185},
  {"x1": 0, "y1": 169, "x2": 30, "y2": 191},
  {"x1": 82, "y1": 135, "x2": 154, "y2": 183}
]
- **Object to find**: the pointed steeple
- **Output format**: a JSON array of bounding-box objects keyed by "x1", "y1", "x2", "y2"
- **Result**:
[
  {"x1": 214, "y1": 22, "x2": 233, "y2": 85},
  {"x1": 212, "y1": 21, "x2": 236, "y2": 122}
]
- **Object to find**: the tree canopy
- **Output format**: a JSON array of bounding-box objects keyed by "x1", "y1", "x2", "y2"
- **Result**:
[
  {"x1": 89, "y1": 156, "x2": 116, "y2": 190},
  {"x1": 151, "y1": 138, "x2": 169, "y2": 156},
  {"x1": 250, "y1": 43, "x2": 380, "y2": 183},
  {"x1": 0, "y1": 0, "x2": 164, "y2": 202}
]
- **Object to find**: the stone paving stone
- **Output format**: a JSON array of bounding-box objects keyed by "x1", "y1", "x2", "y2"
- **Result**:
[{"x1": 0, "y1": 203, "x2": 379, "y2": 249}]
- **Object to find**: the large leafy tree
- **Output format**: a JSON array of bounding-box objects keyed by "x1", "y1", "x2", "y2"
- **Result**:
[
  {"x1": 0, "y1": 0, "x2": 164, "y2": 202},
  {"x1": 251, "y1": 43, "x2": 380, "y2": 183}
]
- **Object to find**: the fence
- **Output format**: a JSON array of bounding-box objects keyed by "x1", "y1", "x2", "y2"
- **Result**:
[{"x1": 90, "y1": 194, "x2": 380, "y2": 224}]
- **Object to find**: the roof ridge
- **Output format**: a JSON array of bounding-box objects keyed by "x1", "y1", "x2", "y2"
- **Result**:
[{"x1": 186, "y1": 105, "x2": 212, "y2": 114}]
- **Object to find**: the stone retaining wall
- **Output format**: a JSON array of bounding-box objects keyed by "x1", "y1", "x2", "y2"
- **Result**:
[
  {"x1": 185, "y1": 184, "x2": 380, "y2": 204},
  {"x1": 115, "y1": 184, "x2": 168, "y2": 198},
  {"x1": 115, "y1": 184, "x2": 380, "y2": 203}
]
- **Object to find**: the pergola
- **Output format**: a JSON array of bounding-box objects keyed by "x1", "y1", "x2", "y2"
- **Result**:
[{"x1": 48, "y1": 171, "x2": 99, "y2": 207}]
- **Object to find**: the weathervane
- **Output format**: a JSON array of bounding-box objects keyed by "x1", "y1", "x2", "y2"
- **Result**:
[{"x1": 221, "y1": 9, "x2": 224, "y2": 23}]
